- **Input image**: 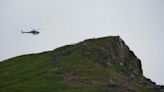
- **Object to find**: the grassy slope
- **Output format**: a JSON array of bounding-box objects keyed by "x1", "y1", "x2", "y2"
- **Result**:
[
  {"x1": 0, "y1": 52, "x2": 116, "y2": 92},
  {"x1": 0, "y1": 36, "x2": 155, "y2": 92}
]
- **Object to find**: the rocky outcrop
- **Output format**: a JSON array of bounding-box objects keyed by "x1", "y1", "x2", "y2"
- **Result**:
[
  {"x1": 50, "y1": 36, "x2": 164, "y2": 91},
  {"x1": 79, "y1": 36, "x2": 143, "y2": 76},
  {"x1": 1, "y1": 36, "x2": 162, "y2": 92}
]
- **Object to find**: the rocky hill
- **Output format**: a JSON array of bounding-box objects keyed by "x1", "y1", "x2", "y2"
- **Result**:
[{"x1": 0, "y1": 36, "x2": 163, "y2": 92}]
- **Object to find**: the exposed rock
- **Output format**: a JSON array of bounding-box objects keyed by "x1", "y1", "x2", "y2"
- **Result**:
[
  {"x1": 119, "y1": 62, "x2": 124, "y2": 66},
  {"x1": 0, "y1": 36, "x2": 163, "y2": 92}
]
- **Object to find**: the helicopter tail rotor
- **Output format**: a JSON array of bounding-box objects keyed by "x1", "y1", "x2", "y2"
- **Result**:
[{"x1": 21, "y1": 30, "x2": 25, "y2": 34}]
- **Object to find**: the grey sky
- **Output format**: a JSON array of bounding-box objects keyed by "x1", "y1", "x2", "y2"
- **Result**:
[{"x1": 0, "y1": 0, "x2": 164, "y2": 85}]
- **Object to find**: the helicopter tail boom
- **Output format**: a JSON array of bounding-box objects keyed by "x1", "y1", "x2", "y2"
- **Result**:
[{"x1": 21, "y1": 30, "x2": 30, "y2": 34}]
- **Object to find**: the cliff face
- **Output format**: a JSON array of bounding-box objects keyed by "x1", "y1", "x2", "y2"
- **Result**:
[
  {"x1": 0, "y1": 36, "x2": 163, "y2": 92},
  {"x1": 81, "y1": 36, "x2": 143, "y2": 75}
]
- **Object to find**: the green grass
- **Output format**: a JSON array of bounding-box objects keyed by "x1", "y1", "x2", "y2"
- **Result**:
[{"x1": 0, "y1": 36, "x2": 157, "y2": 92}]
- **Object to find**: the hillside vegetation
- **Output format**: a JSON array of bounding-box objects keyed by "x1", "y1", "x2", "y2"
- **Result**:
[{"x1": 0, "y1": 36, "x2": 163, "y2": 92}]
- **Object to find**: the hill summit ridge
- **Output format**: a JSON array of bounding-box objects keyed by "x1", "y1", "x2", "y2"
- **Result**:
[{"x1": 0, "y1": 36, "x2": 163, "y2": 92}]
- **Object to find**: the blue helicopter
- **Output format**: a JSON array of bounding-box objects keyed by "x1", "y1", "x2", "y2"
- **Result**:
[{"x1": 21, "y1": 29, "x2": 40, "y2": 35}]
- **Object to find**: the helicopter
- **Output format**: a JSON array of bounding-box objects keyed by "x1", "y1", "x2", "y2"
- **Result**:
[{"x1": 21, "y1": 29, "x2": 40, "y2": 35}]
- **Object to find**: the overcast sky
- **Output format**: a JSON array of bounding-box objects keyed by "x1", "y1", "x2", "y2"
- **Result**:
[{"x1": 0, "y1": 0, "x2": 164, "y2": 85}]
